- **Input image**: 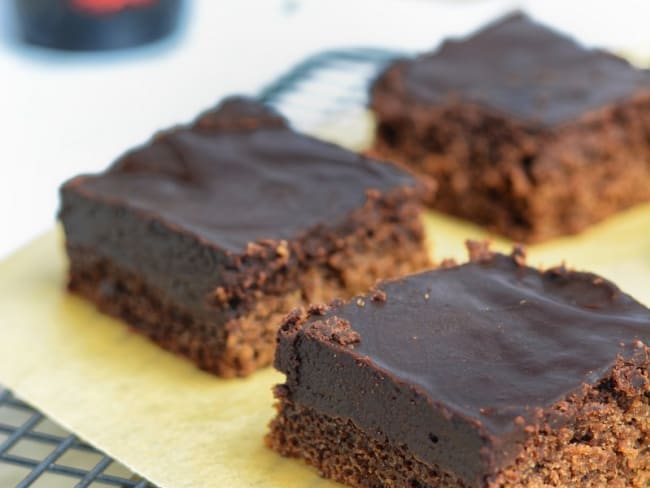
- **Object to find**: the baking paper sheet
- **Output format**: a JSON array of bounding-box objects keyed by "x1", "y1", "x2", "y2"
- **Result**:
[{"x1": 0, "y1": 117, "x2": 649, "y2": 488}]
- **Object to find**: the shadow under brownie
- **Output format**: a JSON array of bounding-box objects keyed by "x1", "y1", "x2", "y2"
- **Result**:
[
  {"x1": 268, "y1": 242, "x2": 650, "y2": 487},
  {"x1": 371, "y1": 12, "x2": 650, "y2": 243},
  {"x1": 59, "y1": 97, "x2": 432, "y2": 377}
]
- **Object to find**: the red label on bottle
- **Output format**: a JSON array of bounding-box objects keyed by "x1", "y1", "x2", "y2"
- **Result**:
[{"x1": 71, "y1": 0, "x2": 156, "y2": 14}]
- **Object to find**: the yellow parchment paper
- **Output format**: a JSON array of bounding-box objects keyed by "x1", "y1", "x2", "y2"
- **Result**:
[{"x1": 0, "y1": 115, "x2": 649, "y2": 488}]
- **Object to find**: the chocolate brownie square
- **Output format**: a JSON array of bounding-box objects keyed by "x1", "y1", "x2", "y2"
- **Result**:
[
  {"x1": 268, "y1": 242, "x2": 650, "y2": 487},
  {"x1": 59, "y1": 97, "x2": 431, "y2": 377},
  {"x1": 371, "y1": 12, "x2": 650, "y2": 242}
]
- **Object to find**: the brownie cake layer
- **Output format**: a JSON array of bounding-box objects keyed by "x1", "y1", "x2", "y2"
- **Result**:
[
  {"x1": 268, "y1": 243, "x2": 650, "y2": 487},
  {"x1": 270, "y1": 358, "x2": 650, "y2": 488},
  {"x1": 60, "y1": 97, "x2": 431, "y2": 377},
  {"x1": 371, "y1": 12, "x2": 650, "y2": 242}
]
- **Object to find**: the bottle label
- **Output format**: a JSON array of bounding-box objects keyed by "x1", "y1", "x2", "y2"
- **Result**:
[{"x1": 71, "y1": 0, "x2": 156, "y2": 14}]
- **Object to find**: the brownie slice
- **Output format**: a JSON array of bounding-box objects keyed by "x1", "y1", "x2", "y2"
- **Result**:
[
  {"x1": 59, "y1": 97, "x2": 431, "y2": 377},
  {"x1": 371, "y1": 12, "x2": 650, "y2": 243},
  {"x1": 268, "y1": 242, "x2": 650, "y2": 487}
]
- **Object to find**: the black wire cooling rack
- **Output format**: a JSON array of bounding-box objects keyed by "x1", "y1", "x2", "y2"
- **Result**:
[
  {"x1": 0, "y1": 388, "x2": 149, "y2": 487},
  {"x1": 259, "y1": 47, "x2": 403, "y2": 131},
  {"x1": 0, "y1": 47, "x2": 401, "y2": 487}
]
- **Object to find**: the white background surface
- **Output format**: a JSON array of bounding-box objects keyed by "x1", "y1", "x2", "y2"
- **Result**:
[{"x1": 1, "y1": 0, "x2": 649, "y2": 259}]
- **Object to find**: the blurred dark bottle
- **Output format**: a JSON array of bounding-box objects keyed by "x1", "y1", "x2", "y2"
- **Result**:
[{"x1": 14, "y1": 0, "x2": 183, "y2": 51}]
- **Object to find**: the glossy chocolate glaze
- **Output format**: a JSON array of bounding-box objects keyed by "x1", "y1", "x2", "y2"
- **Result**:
[
  {"x1": 276, "y1": 251, "x2": 650, "y2": 486},
  {"x1": 400, "y1": 12, "x2": 650, "y2": 125},
  {"x1": 64, "y1": 97, "x2": 414, "y2": 253}
]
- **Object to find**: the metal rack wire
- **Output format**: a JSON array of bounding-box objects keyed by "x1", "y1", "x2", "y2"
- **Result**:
[
  {"x1": 0, "y1": 388, "x2": 150, "y2": 487},
  {"x1": 0, "y1": 46, "x2": 400, "y2": 487},
  {"x1": 258, "y1": 47, "x2": 403, "y2": 131}
]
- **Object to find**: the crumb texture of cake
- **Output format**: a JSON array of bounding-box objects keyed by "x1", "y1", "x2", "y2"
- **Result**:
[
  {"x1": 492, "y1": 355, "x2": 650, "y2": 487},
  {"x1": 371, "y1": 12, "x2": 650, "y2": 242},
  {"x1": 267, "y1": 243, "x2": 650, "y2": 486},
  {"x1": 59, "y1": 96, "x2": 430, "y2": 377}
]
